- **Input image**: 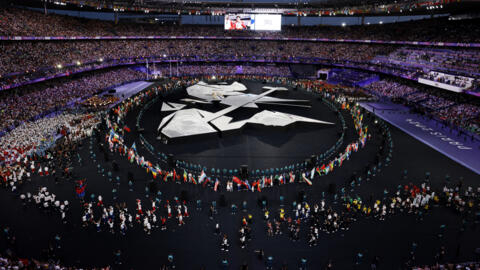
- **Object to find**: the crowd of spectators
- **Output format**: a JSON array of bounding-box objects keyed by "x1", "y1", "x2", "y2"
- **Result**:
[
  {"x1": 0, "y1": 68, "x2": 143, "y2": 131},
  {"x1": 437, "y1": 104, "x2": 480, "y2": 135},
  {"x1": 1, "y1": 8, "x2": 480, "y2": 43},
  {"x1": 0, "y1": 40, "x2": 395, "y2": 78},
  {"x1": 420, "y1": 96, "x2": 455, "y2": 111},
  {"x1": 81, "y1": 95, "x2": 120, "y2": 108},
  {"x1": 0, "y1": 253, "x2": 108, "y2": 270},
  {"x1": 153, "y1": 64, "x2": 291, "y2": 77},
  {"x1": 1, "y1": 39, "x2": 478, "y2": 92},
  {"x1": 413, "y1": 262, "x2": 480, "y2": 270},
  {"x1": 372, "y1": 47, "x2": 480, "y2": 78},
  {"x1": 365, "y1": 79, "x2": 480, "y2": 135},
  {"x1": 364, "y1": 79, "x2": 418, "y2": 98}
]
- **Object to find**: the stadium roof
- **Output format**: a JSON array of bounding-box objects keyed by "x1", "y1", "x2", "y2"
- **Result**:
[{"x1": 8, "y1": 0, "x2": 480, "y2": 16}]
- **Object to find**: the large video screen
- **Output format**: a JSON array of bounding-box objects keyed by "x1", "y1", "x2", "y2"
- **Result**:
[
  {"x1": 253, "y1": 14, "x2": 282, "y2": 31},
  {"x1": 224, "y1": 14, "x2": 254, "y2": 30},
  {"x1": 224, "y1": 14, "x2": 281, "y2": 31}
]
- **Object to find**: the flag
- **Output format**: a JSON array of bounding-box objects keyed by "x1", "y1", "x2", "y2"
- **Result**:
[
  {"x1": 289, "y1": 172, "x2": 295, "y2": 183},
  {"x1": 108, "y1": 129, "x2": 115, "y2": 142},
  {"x1": 214, "y1": 179, "x2": 220, "y2": 192},
  {"x1": 164, "y1": 171, "x2": 173, "y2": 182},
  {"x1": 233, "y1": 176, "x2": 246, "y2": 188},
  {"x1": 251, "y1": 181, "x2": 257, "y2": 192},
  {"x1": 302, "y1": 173, "x2": 312, "y2": 186},
  {"x1": 190, "y1": 174, "x2": 197, "y2": 185},
  {"x1": 183, "y1": 170, "x2": 188, "y2": 183},
  {"x1": 112, "y1": 133, "x2": 120, "y2": 143},
  {"x1": 244, "y1": 180, "x2": 251, "y2": 190},
  {"x1": 232, "y1": 176, "x2": 242, "y2": 185},
  {"x1": 202, "y1": 177, "x2": 210, "y2": 188},
  {"x1": 278, "y1": 175, "x2": 284, "y2": 185},
  {"x1": 131, "y1": 142, "x2": 137, "y2": 153},
  {"x1": 128, "y1": 149, "x2": 135, "y2": 163},
  {"x1": 310, "y1": 167, "x2": 315, "y2": 180},
  {"x1": 265, "y1": 176, "x2": 272, "y2": 187},
  {"x1": 155, "y1": 165, "x2": 162, "y2": 175},
  {"x1": 75, "y1": 179, "x2": 87, "y2": 198},
  {"x1": 198, "y1": 170, "x2": 207, "y2": 184}
]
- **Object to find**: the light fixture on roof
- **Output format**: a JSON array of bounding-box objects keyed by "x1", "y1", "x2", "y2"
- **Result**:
[
  {"x1": 379, "y1": 21, "x2": 383, "y2": 24},
  {"x1": 341, "y1": 22, "x2": 346, "y2": 27}
]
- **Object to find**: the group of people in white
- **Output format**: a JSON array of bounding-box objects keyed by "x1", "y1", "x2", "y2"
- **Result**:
[
  {"x1": 20, "y1": 187, "x2": 69, "y2": 223},
  {"x1": 80, "y1": 196, "x2": 190, "y2": 235}
]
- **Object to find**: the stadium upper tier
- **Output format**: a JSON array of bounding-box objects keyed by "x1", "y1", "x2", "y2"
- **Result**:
[
  {"x1": 1, "y1": 39, "x2": 479, "y2": 90},
  {"x1": 1, "y1": 8, "x2": 480, "y2": 43}
]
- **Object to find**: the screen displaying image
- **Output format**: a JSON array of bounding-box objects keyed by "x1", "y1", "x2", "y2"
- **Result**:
[
  {"x1": 224, "y1": 14, "x2": 281, "y2": 31},
  {"x1": 224, "y1": 14, "x2": 254, "y2": 30},
  {"x1": 253, "y1": 14, "x2": 282, "y2": 31}
]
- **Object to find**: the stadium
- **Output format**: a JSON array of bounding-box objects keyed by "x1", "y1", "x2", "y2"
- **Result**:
[{"x1": 0, "y1": 0, "x2": 479, "y2": 269}]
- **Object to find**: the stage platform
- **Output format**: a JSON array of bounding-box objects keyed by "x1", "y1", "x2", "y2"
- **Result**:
[{"x1": 361, "y1": 101, "x2": 480, "y2": 174}]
